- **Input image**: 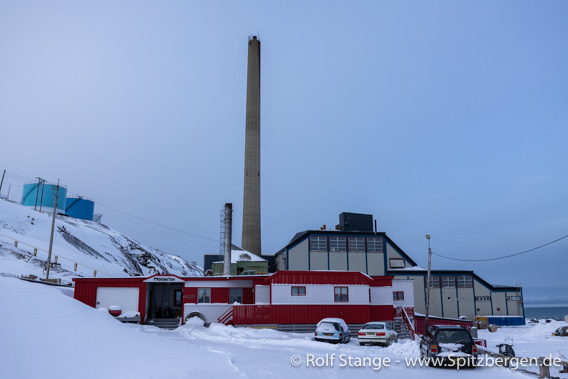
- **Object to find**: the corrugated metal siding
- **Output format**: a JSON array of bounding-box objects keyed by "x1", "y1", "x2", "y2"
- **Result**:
[
  {"x1": 371, "y1": 287, "x2": 393, "y2": 305},
  {"x1": 212, "y1": 288, "x2": 229, "y2": 303},
  {"x1": 233, "y1": 304, "x2": 271, "y2": 324},
  {"x1": 184, "y1": 304, "x2": 232, "y2": 324},
  {"x1": 233, "y1": 305, "x2": 373, "y2": 325},
  {"x1": 370, "y1": 305, "x2": 395, "y2": 321},
  {"x1": 271, "y1": 284, "x2": 370, "y2": 305},
  {"x1": 349, "y1": 286, "x2": 369, "y2": 304},
  {"x1": 255, "y1": 285, "x2": 270, "y2": 304},
  {"x1": 73, "y1": 278, "x2": 146, "y2": 308},
  {"x1": 243, "y1": 288, "x2": 253, "y2": 304}
]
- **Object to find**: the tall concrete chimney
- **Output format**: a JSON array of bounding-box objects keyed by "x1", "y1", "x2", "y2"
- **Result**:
[{"x1": 242, "y1": 36, "x2": 261, "y2": 256}]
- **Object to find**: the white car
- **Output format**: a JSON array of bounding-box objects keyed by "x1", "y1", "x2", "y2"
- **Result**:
[
  {"x1": 314, "y1": 318, "x2": 351, "y2": 344},
  {"x1": 357, "y1": 322, "x2": 398, "y2": 346}
]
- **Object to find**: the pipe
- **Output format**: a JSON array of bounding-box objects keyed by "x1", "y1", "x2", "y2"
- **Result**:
[{"x1": 223, "y1": 203, "x2": 233, "y2": 276}]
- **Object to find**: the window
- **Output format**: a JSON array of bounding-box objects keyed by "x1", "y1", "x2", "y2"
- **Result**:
[
  {"x1": 229, "y1": 288, "x2": 243, "y2": 303},
  {"x1": 367, "y1": 237, "x2": 383, "y2": 253},
  {"x1": 310, "y1": 236, "x2": 327, "y2": 252},
  {"x1": 329, "y1": 236, "x2": 346, "y2": 252},
  {"x1": 507, "y1": 296, "x2": 521, "y2": 301},
  {"x1": 291, "y1": 286, "x2": 306, "y2": 296},
  {"x1": 393, "y1": 291, "x2": 404, "y2": 301},
  {"x1": 348, "y1": 237, "x2": 365, "y2": 252},
  {"x1": 389, "y1": 258, "x2": 405, "y2": 268},
  {"x1": 334, "y1": 287, "x2": 349, "y2": 302},
  {"x1": 457, "y1": 276, "x2": 473, "y2": 288},
  {"x1": 428, "y1": 277, "x2": 440, "y2": 288},
  {"x1": 174, "y1": 290, "x2": 182, "y2": 306},
  {"x1": 197, "y1": 288, "x2": 210, "y2": 303},
  {"x1": 476, "y1": 296, "x2": 490, "y2": 302},
  {"x1": 441, "y1": 277, "x2": 455, "y2": 288}
]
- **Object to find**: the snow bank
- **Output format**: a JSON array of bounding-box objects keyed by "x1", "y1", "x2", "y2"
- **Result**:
[{"x1": 0, "y1": 276, "x2": 533, "y2": 379}]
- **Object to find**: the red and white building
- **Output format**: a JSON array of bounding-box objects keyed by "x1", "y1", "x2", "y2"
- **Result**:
[{"x1": 73, "y1": 271, "x2": 415, "y2": 329}]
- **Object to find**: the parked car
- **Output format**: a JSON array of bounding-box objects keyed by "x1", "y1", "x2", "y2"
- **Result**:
[
  {"x1": 419, "y1": 325, "x2": 478, "y2": 368},
  {"x1": 314, "y1": 318, "x2": 351, "y2": 344},
  {"x1": 357, "y1": 322, "x2": 398, "y2": 346}
]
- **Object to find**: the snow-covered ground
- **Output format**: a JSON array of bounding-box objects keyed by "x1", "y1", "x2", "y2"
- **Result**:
[
  {"x1": 3, "y1": 276, "x2": 565, "y2": 379},
  {"x1": 479, "y1": 320, "x2": 568, "y2": 378},
  {"x1": 0, "y1": 197, "x2": 202, "y2": 281}
]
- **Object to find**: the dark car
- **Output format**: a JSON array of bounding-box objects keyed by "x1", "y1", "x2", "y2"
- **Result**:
[{"x1": 419, "y1": 325, "x2": 478, "y2": 368}]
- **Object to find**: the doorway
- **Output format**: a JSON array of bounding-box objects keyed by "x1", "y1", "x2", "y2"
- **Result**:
[{"x1": 146, "y1": 283, "x2": 184, "y2": 321}]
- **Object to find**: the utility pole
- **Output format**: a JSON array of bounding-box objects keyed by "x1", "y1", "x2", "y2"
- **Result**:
[
  {"x1": 45, "y1": 181, "x2": 59, "y2": 280},
  {"x1": 0, "y1": 169, "x2": 5, "y2": 195},
  {"x1": 34, "y1": 177, "x2": 41, "y2": 210},
  {"x1": 38, "y1": 179, "x2": 46, "y2": 212},
  {"x1": 424, "y1": 234, "x2": 432, "y2": 334}
]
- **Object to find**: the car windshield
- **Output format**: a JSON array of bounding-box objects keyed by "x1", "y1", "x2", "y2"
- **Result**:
[
  {"x1": 437, "y1": 330, "x2": 473, "y2": 344},
  {"x1": 319, "y1": 322, "x2": 340, "y2": 331},
  {"x1": 362, "y1": 324, "x2": 384, "y2": 330}
]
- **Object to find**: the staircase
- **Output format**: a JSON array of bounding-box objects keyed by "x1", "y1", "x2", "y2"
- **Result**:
[
  {"x1": 147, "y1": 318, "x2": 181, "y2": 329},
  {"x1": 394, "y1": 317, "x2": 412, "y2": 340},
  {"x1": 218, "y1": 306, "x2": 233, "y2": 325}
]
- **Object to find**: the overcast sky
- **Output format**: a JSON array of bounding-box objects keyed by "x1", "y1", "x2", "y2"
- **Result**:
[{"x1": 1, "y1": 1, "x2": 567, "y2": 305}]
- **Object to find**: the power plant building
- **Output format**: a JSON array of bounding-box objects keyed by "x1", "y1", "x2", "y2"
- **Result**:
[{"x1": 273, "y1": 212, "x2": 525, "y2": 321}]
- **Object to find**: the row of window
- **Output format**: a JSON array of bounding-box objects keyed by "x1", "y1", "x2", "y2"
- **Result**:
[
  {"x1": 197, "y1": 288, "x2": 243, "y2": 304},
  {"x1": 291, "y1": 286, "x2": 406, "y2": 302},
  {"x1": 310, "y1": 236, "x2": 383, "y2": 253},
  {"x1": 196, "y1": 286, "x2": 407, "y2": 304},
  {"x1": 428, "y1": 276, "x2": 473, "y2": 288}
]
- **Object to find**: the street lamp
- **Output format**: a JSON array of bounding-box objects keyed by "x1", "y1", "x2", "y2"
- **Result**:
[{"x1": 424, "y1": 235, "x2": 432, "y2": 334}]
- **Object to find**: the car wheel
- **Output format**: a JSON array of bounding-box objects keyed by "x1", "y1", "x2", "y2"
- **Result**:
[
  {"x1": 359, "y1": 341, "x2": 365, "y2": 346},
  {"x1": 346, "y1": 335, "x2": 350, "y2": 343}
]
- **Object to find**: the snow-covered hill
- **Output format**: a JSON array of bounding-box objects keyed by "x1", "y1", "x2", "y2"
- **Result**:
[{"x1": 0, "y1": 197, "x2": 202, "y2": 281}]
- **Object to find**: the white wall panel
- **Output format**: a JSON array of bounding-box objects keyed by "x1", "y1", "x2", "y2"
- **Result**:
[
  {"x1": 393, "y1": 280, "x2": 414, "y2": 307},
  {"x1": 183, "y1": 304, "x2": 231, "y2": 324},
  {"x1": 255, "y1": 285, "x2": 270, "y2": 304},
  {"x1": 96, "y1": 287, "x2": 139, "y2": 313},
  {"x1": 371, "y1": 286, "x2": 393, "y2": 306},
  {"x1": 185, "y1": 280, "x2": 254, "y2": 288}
]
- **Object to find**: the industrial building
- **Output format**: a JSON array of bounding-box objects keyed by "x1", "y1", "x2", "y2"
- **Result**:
[
  {"x1": 273, "y1": 212, "x2": 524, "y2": 321},
  {"x1": 73, "y1": 271, "x2": 415, "y2": 331}
]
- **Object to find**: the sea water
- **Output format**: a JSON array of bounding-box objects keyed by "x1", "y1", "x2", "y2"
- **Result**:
[{"x1": 524, "y1": 306, "x2": 568, "y2": 320}]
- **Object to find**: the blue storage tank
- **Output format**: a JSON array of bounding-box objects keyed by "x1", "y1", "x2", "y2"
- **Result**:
[
  {"x1": 65, "y1": 197, "x2": 95, "y2": 221},
  {"x1": 21, "y1": 182, "x2": 67, "y2": 214}
]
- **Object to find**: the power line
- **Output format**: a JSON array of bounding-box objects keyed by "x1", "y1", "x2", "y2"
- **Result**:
[
  {"x1": 431, "y1": 233, "x2": 568, "y2": 262},
  {"x1": 95, "y1": 202, "x2": 219, "y2": 243}
]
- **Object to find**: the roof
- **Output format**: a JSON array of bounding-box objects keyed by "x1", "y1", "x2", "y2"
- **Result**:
[
  {"x1": 264, "y1": 270, "x2": 392, "y2": 286},
  {"x1": 389, "y1": 269, "x2": 522, "y2": 291},
  {"x1": 213, "y1": 250, "x2": 267, "y2": 264}
]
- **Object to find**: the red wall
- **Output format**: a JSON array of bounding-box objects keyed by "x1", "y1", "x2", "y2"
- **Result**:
[
  {"x1": 183, "y1": 287, "x2": 198, "y2": 303},
  {"x1": 212, "y1": 288, "x2": 229, "y2": 303},
  {"x1": 414, "y1": 315, "x2": 473, "y2": 334},
  {"x1": 233, "y1": 304, "x2": 394, "y2": 325},
  {"x1": 370, "y1": 305, "x2": 395, "y2": 321},
  {"x1": 73, "y1": 278, "x2": 148, "y2": 321}
]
